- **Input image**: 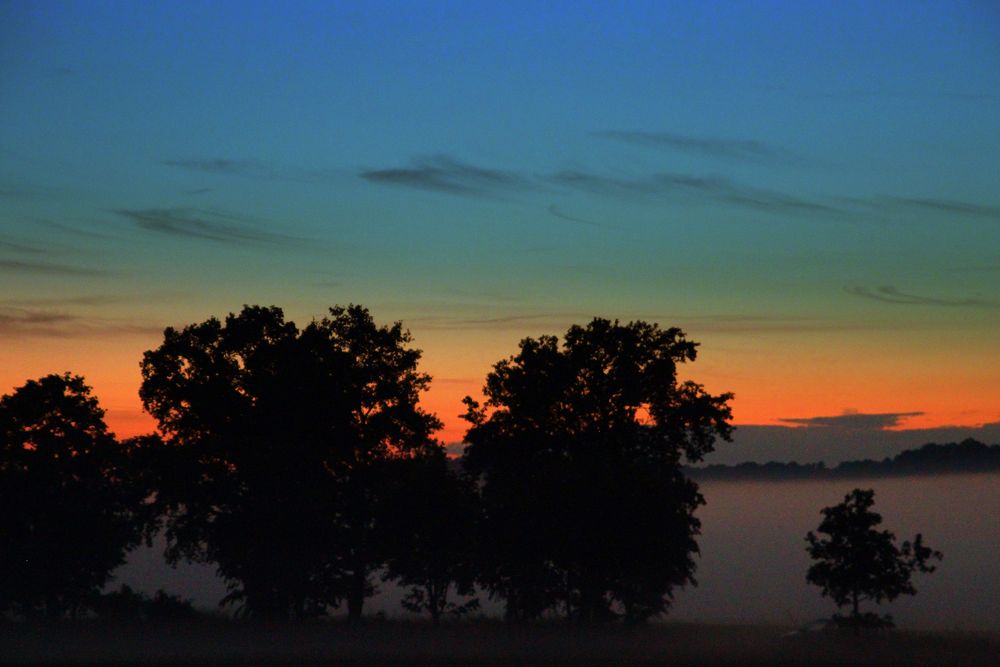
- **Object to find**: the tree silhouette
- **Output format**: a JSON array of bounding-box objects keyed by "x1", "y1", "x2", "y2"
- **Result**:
[
  {"x1": 806, "y1": 488, "x2": 942, "y2": 630},
  {"x1": 462, "y1": 318, "x2": 732, "y2": 622},
  {"x1": 380, "y1": 454, "x2": 480, "y2": 623},
  {"x1": 0, "y1": 374, "x2": 145, "y2": 619},
  {"x1": 139, "y1": 304, "x2": 441, "y2": 620}
]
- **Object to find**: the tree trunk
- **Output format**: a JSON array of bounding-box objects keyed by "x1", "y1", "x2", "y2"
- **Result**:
[
  {"x1": 852, "y1": 590, "x2": 860, "y2": 636},
  {"x1": 347, "y1": 570, "x2": 366, "y2": 623},
  {"x1": 428, "y1": 582, "x2": 442, "y2": 625}
]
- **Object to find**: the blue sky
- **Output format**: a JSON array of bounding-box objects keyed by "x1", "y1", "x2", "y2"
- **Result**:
[{"x1": 2, "y1": 1, "x2": 999, "y2": 457}]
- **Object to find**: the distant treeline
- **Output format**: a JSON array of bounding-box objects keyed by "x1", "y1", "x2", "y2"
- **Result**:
[{"x1": 687, "y1": 439, "x2": 1000, "y2": 481}]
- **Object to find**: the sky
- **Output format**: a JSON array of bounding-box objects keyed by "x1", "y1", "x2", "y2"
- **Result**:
[{"x1": 2, "y1": 1, "x2": 999, "y2": 463}]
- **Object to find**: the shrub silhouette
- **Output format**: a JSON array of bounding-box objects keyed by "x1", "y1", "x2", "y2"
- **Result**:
[{"x1": 806, "y1": 488, "x2": 942, "y2": 630}]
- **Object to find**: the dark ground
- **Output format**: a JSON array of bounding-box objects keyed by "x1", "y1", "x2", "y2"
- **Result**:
[{"x1": 2, "y1": 620, "x2": 997, "y2": 666}]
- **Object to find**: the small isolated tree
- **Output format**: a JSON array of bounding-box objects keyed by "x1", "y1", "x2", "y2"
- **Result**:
[
  {"x1": 806, "y1": 488, "x2": 942, "y2": 630},
  {"x1": 463, "y1": 318, "x2": 733, "y2": 623},
  {"x1": 0, "y1": 374, "x2": 145, "y2": 619}
]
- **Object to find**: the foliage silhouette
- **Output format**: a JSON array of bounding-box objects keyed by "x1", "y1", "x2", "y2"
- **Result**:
[
  {"x1": 0, "y1": 374, "x2": 145, "y2": 619},
  {"x1": 91, "y1": 584, "x2": 198, "y2": 622},
  {"x1": 806, "y1": 488, "x2": 942, "y2": 630},
  {"x1": 139, "y1": 304, "x2": 441, "y2": 620},
  {"x1": 462, "y1": 318, "x2": 732, "y2": 623},
  {"x1": 380, "y1": 454, "x2": 480, "y2": 623}
]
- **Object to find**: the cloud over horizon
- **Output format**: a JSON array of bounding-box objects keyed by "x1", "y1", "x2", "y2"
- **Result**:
[{"x1": 780, "y1": 410, "x2": 925, "y2": 430}]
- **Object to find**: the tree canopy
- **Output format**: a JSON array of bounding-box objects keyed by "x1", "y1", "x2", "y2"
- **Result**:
[
  {"x1": 806, "y1": 488, "x2": 942, "y2": 629},
  {"x1": 0, "y1": 373, "x2": 144, "y2": 619},
  {"x1": 462, "y1": 318, "x2": 732, "y2": 622},
  {"x1": 139, "y1": 304, "x2": 442, "y2": 619}
]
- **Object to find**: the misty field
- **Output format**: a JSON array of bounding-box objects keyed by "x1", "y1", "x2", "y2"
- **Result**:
[{"x1": 3, "y1": 620, "x2": 999, "y2": 666}]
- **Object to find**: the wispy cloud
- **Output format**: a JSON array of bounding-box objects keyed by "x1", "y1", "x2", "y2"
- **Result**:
[
  {"x1": 362, "y1": 155, "x2": 833, "y2": 214},
  {"x1": 360, "y1": 155, "x2": 531, "y2": 196},
  {"x1": 0, "y1": 307, "x2": 161, "y2": 338},
  {"x1": 1, "y1": 295, "x2": 123, "y2": 307},
  {"x1": 676, "y1": 313, "x2": 887, "y2": 334},
  {"x1": 116, "y1": 208, "x2": 299, "y2": 245},
  {"x1": 780, "y1": 411, "x2": 925, "y2": 430},
  {"x1": 845, "y1": 196, "x2": 1000, "y2": 221},
  {"x1": 548, "y1": 170, "x2": 836, "y2": 215},
  {"x1": 163, "y1": 158, "x2": 339, "y2": 184},
  {"x1": 403, "y1": 309, "x2": 885, "y2": 335},
  {"x1": 34, "y1": 218, "x2": 116, "y2": 240},
  {"x1": 846, "y1": 286, "x2": 998, "y2": 308},
  {"x1": 547, "y1": 204, "x2": 622, "y2": 230},
  {"x1": 406, "y1": 311, "x2": 599, "y2": 331},
  {"x1": 0, "y1": 259, "x2": 112, "y2": 277},
  {"x1": 884, "y1": 196, "x2": 1000, "y2": 220},
  {"x1": 593, "y1": 130, "x2": 788, "y2": 161},
  {"x1": 0, "y1": 239, "x2": 44, "y2": 254}
]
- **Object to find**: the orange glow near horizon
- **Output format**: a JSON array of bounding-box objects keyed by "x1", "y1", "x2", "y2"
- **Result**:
[{"x1": 3, "y1": 325, "x2": 998, "y2": 445}]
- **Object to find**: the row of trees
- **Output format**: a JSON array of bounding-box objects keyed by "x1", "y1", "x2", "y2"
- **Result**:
[
  {"x1": 1, "y1": 305, "x2": 731, "y2": 623},
  {"x1": 1, "y1": 304, "x2": 939, "y2": 628}
]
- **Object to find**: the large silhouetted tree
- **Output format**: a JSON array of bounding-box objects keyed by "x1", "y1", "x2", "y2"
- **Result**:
[
  {"x1": 0, "y1": 374, "x2": 145, "y2": 619},
  {"x1": 462, "y1": 318, "x2": 732, "y2": 623},
  {"x1": 806, "y1": 488, "x2": 942, "y2": 630},
  {"x1": 139, "y1": 304, "x2": 441, "y2": 620}
]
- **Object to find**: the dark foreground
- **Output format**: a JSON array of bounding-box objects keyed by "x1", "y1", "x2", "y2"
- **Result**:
[{"x1": 2, "y1": 620, "x2": 998, "y2": 666}]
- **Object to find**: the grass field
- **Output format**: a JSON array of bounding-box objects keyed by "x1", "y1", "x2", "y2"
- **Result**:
[{"x1": 2, "y1": 620, "x2": 998, "y2": 666}]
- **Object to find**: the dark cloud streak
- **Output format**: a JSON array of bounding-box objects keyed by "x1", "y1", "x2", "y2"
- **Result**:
[
  {"x1": 846, "y1": 286, "x2": 998, "y2": 308},
  {"x1": 0, "y1": 307, "x2": 161, "y2": 338},
  {"x1": 0, "y1": 239, "x2": 44, "y2": 254},
  {"x1": 843, "y1": 196, "x2": 1000, "y2": 221},
  {"x1": 885, "y1": 197, "x2": 1000, "y2": 220},
  {"x1": 546, "y1": 204, "x2": 622, "y2": 230},
  {"x1": 549, "y1": 170, "x2": 836, "y2": 215},
  {"x1": 116, "y1": 208, "x2": 299, "y2": 246},
  {"x1": 163, "y1": 159, "x2": 339, "y2": 184},
  {"x1": 1, "y1": 295, "x2": 123, "y2": 307},
  {"x1": 362, "y1": 155, "x2": 834, "y2": 215},
  {"x1": 0, "y1": 259, "x2": 112, "y2": 277},
  {"x1": 360, "y1": 156, "x2": 530, "y2": 196},
  {"x1": 593, "y1": 130, "x2": 785, "y2": 161}
]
